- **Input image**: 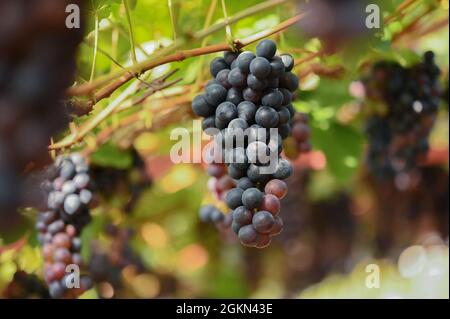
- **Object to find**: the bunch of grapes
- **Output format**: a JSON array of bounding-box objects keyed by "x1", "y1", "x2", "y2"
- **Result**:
[
  {"x1": 91, "y1": 148, "x2": 152, "y2": 212},
  {"x1": 192, "y1": 39, "x2": 301, "y2": 248},
  {"x1": 89, "y1": 225, "x2": 146, "y2": 293},
  {"x1": 362, "y1": 52, "x2": 442, "y2": 180},
  {"x1": 2, "y1": 271, "x2": 50, "y2": 299},
  {"x1": 0, "y1": 0, "x2": 84, "y2": 226},
  {"x1": 36, "y1": 153, "x2": 93, "y2": 298}
]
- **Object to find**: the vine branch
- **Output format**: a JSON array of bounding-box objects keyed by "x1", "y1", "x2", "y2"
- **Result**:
[{"x1": 66, "y1": 0, "x2": 294, "y2": 98}]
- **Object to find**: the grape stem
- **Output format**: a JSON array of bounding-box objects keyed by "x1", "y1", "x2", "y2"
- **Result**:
[
  {"x1": 50, "y1": 72, "x2": 182, "y2": 150},
  {"x1": 66, "y1": 0, "x2": 296, "y2": 98}
]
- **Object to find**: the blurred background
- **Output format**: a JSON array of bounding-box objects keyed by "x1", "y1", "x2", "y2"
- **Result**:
[{"x1": 0, "y1": 0, "x2": 448, "y2": 298}]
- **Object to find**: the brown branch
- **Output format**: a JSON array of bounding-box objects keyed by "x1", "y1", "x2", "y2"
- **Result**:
[
  {"x1": 83, "y1": 97, "x2": 192, "y2": 156},
  {"x1": 67, "y1": 0, "x2": 300, "y2": 98},
  {"x1": 69, "y1": 69, "x2": 179, "y2": 116},
  {"x1": 49, "y1": 75, "x2": 182, "y2": 150},
  {"x1": 384, "y1": 0, "x2": 418, "y2": 24}
]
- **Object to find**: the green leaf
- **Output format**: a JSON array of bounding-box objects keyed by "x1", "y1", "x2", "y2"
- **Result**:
[
  {"x1": 90, "y1": 142, "x2": 133, "y2": 169},
  {"x1": 311, "y1": 121, "x2": 364, "y2": 184}
]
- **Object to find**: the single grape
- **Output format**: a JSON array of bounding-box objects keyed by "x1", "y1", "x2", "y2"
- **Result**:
[
  {"x1": 247, "y1": 74, "x2": 267, "y2": 91},
  {"x1": 228, "y1": 68, "x2": 247, "y2": 88},
  {"x1": 280, "y1": 72, "x2": 299, "y2": 92},
  {"x1": 256, "y1": 39, "x2": 277, "y2": 59},
  {"x1": 236, "y1": 177, "x2": 254, "y2": 190},
  {"x1": 226, "y1": 87, "x2": 243, "y2": 105},
  {"x1": 233, "y1": 206, "x2": 253, "y2": 226},
  {"x1": 237, "y1": 101, "x2": 256, "y2": 124},
  {"x1": 192, "y1": 94, "x2": 214, "y2": 117},
  {"x1": 215, "y1": 101, "x2": 238, "y2": 128},
  {"x1": 252, "y1": 210, "x2": 275, "y2": 234},
  {"x1": 269, "y1": 57, "x2": 285, "y2": 78},
  {"x1": 260, "y1": 194, "x2": 281, "y2": 215},
  {"x1": 278, "y1": 107, "x2": 291, "y2": 125},
  {"x1": 236, "y1": 51, "x2": 256, "y2": 73},
  {"x1": 210, "y1": 57, "x2": 228, "y2": 77},
  {"x1": 261, "y1": 89, "x2": 283, "y2": 109},
  {"x1": 280, "y1": 54, "x2": 294, "y2": 72},
  {"x1": 215, "y1": 69, "x2": 231, "y2": 89},
  {"x1": 224, "y1": 51, "x2": 239, "y2": 65},
  {"x1": 205, "y1": 84, "x2": 227, "y2": 106},
  {"x1": 242, "y1": 87, "x2": 262, "y2": 104},
  {"x1": 255, "y1": 106, "x2": 279, "y2": 128},
  {"x1": 265, "y1": 179, "x2": 288, "y2": 199},
  {"x1": 273, "y1": 158, "x2": 293, "y2": 180},
  {"x1": 255, "y1": 233, "x2": 271, "y2": 248},
  {"x1": 228, "y1": 164, "x2": 247, "y2": 180},
  {"x1": 269, "y1": 216, "x2": 284, "y2": 236},
  {"x1": 249, "y1": 57, "x2": 271, "y2": 79},
  {"x1": 242, "y1": 187, "x2": 263, "y2": 210},
  {"x1": 238, "y1": 224, "x2": 258, "y2": 247}
]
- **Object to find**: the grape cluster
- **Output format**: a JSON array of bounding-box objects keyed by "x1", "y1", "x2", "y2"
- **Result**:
[
  {"x1": 36, "y1": 153, "x2": 93, "y2": 298},
  {"x1": 192, "y1": 39, "x2": 300, "y2": 248},
  {"x1": 362, "y1": 52, "x2": 442, "y2": 180},
  {"x1": 0, "y1": 0, "x2": 84, "y2": 226},
  {"x1": 91, "y1": 148, "x2": 152, "y2": 212}
]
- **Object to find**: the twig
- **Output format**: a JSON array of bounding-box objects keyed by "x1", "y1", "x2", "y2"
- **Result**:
[
  {"x1": 51, "y1": 72, "x2": 182, "y2": 150},
  {"x1": 384, "y1": 0, "x2": 418, "y2": 24},
  {"x1": 89, "y1": 14, "x2": 99, "y2": 81},
  {"x1": 168, "y1": 0, "x2": 179, "y2": 41},
  {"x1": 67, "y1": 0, "x2": 294, "y2": 97},
  {"x1": 70, "y1": 68, "x2": 178, "y2": 116},
  {"x1": 123, "y1": 0, "x2": 138, "y2": 65},
  {"x1": 221, "y1": 0, "x2": 234, "y2": 45},
  {"x1": 84, "y1": 97, "x2": 191, "y2": 156}
]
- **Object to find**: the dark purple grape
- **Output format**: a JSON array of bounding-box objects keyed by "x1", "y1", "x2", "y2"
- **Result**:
[
  {"x1": 236, "y1": 51, "x2": 255, "y2": 73},
  {"x1": 226, "y1": 87, "x2": 243, "y2": 105},
  {"x1": 256, "y1": 39, "x2": 277, "y2": 59},
  {"x1": 270, "y1": 58, "x2": 285, "y2": 78},
  {"x1": 205, "y1": 83, "x2": 227, "y2": 105},
  {"x1": 224, "y1": 51, "x2": 239, "y2": 65},
  {"x1": 278, "y1": 107, "x2": 291, "y2": 125},
  {"x1": 273, "y1": 158, "x2": 293, "y2": 180},
  {"x1": 242, "y1": 87, "x2": 262, "y2": 104},
  {"x1": 242, "y1": 187, "x2": 263, "y2": 210},
  {"x1": 215, "y1": 69, "x2": 231, "y2": 89},
  {"x1": 280, "y1": 54, "x2": 294, "y2": 72},
  {"x1": 249, "y1": 57, "x2": 271, "y2": 79},
  {"x1": 252, "y1": 210, "x2": 275, "y2": 234},
  {"x1": 192, "y1": 94, "x2": 214, "y2": 117},
  {"x1": 280, "y1": 72, "x2": 299, "y2": 92},
  {"x1": 236, "y1": 177, "x2": 254, "y2": 190},
  {"x1": 228, "y1": 68, "x2": 247, "y2": 88},
  {"x1": 215, "y1": 102, "x2": 238, "y2": 127},
  {"x1": 237, "y1": 101, "x2": 256, "y2": 124},
  {"x1": 261, "y1": 89, "x2": 283, "y2": 109},
  {"x1": 255, "y1": 106, "x2": 279, "y2": 128},
  {"x1": 210, "y1": 57, "x2": 228, "y2": 77},
  {"x1": 225, "y1": 188, "x2": 244, "y2": 209},
  {"x1": 233, "y1": 206, "x2": 253, "y2": 226},
  {"x1": 247, "y1": 74, "x2": 267, "y2": 90},
  {"x1": 238, "y1": 224, "x2": 258, "y2": 246}
]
